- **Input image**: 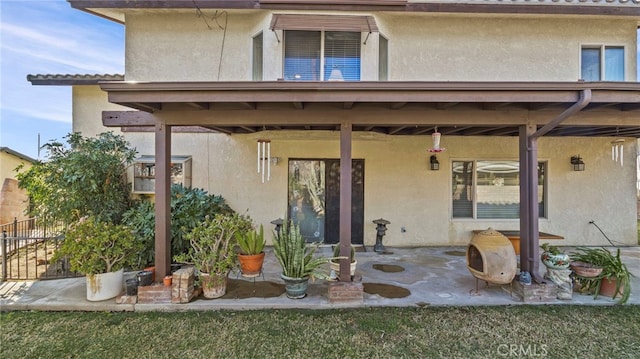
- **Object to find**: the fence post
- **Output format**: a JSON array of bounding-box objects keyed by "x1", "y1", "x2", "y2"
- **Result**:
[{"x1": 2, "y1": 230, "x2": 7, "y2": 281}]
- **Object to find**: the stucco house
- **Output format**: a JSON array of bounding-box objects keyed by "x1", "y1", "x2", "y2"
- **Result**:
[
  {"x1": 29, "y1": 1, "x2": 639, "y2": 283},
  {"x1": 0, "y1": 147, "x2": 35, "y2": 225}
]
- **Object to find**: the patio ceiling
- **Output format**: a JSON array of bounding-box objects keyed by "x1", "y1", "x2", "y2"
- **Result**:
[{"x1": 100, "y1": 81, "x2": 640, "y2": 137}]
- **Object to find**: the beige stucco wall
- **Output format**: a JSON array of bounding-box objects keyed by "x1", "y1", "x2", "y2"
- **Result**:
[
  {"x1": 123, "y1": 11, "x2": 637, "y2": 82},
  {"x1": 123, "y1": 128, "x2": 638, "y2": 248},
  {"x1": 0, "y1": 151, "x2": 33, "y2": 224}
]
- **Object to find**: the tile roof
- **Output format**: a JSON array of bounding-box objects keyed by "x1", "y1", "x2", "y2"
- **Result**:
[{"x1": 27, "y1": 74, "x2": 124, "y2": 86}]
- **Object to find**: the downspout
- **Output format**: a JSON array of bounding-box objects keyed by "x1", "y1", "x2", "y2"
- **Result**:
[{"x1": 520, "y1": 89, "x2": 591, "y2": 284}]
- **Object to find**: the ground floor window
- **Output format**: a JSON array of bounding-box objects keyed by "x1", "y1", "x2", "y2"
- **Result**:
[{"x1": 452, "y1": 160, "x2": 546, "y2": 219}]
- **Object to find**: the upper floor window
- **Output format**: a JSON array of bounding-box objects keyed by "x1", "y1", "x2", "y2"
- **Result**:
[
  {"x1": 452, "y1": 160, "x2": 547, "y2": 219},
  {"x1": 581, "y1": 46, "x2": 624, "y2": 81},
  {"x1": 284, "y1": 30, "x2": 361, "y2": 81}
]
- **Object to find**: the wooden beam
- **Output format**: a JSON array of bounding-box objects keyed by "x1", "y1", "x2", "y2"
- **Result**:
[
  {"x1": 343, "y1": 102, "x2": 354, "y2": 109},
  {"x1": 293, "y1": 102, "x2": 304, "y2": 109},
  {"x1": 412, "y1": 127, "x2": 434, "y2": 135},
  {"x1": 390, "y1": 102, "x2": 407, "y2": 110},
  {"x1": 339, "y1": 120, "x2": 352, "y2": 282},
  {"x1": 441, "y1": 126, "x2": 471, "y2": 135},
  {"x1": 239, "y1": 126, "x2": 257, "y2": 133},
  {"x1": 185, "y1": 102, "x2": 210, "y2": 110},
  {"x1": 388, "y1": 126, "x2": 407, "y2": 135},
  {"x1": 435, "y1": 102, "x2": 459, "y2": 110},
  {"x1": 122, "y1": 126, "x2": 216, "y2": 133},
  {"x1": 103, "y1": 111, "x2": 156, "y2": 127},
  {"x1": 240, "y1": 102, "x2": 257, "y2": 110},
  {"x1": 154, "y1": 122, "x2": 172, "y2": 282},
  {"x1": 121, "y1": 102, "x2": 162, "y2": 113}
]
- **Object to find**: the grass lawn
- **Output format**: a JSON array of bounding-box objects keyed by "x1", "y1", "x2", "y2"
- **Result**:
[{"x1": 2, "y1": 306, "x2": 639, "y2": 358}]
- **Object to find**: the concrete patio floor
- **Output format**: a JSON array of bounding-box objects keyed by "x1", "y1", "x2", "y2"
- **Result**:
[{"x1": 1, "y1": 246, "x2": 639, "y2": 312}]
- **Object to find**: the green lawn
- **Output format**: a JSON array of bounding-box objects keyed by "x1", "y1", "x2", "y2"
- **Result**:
[{"x1": 2, "y1": 306, "x2": 639, "y2": 358}]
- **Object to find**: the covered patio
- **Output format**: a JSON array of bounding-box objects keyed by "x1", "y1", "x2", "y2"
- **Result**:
[
  {"x1": 98, "y1": 80, "x2": 640, "y2": 283},
  {"x1": 2, "y1": 245, "x2": 639, "y2": 310}
]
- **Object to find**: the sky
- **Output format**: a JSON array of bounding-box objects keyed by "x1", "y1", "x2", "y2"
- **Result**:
[
  {"x1": 0, "y1": 1, "x2": 639, "y2": 161},
  {"x1": 1, "y1": 0, "x2": 124, "y2": 160}
]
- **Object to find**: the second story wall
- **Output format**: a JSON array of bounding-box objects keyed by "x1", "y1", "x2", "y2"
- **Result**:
[{"x1": 124, "y1": 10, "x2": 637, "y2": 82}]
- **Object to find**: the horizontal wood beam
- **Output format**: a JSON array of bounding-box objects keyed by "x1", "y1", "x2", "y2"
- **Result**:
[{"x1": 103, "y1": 108, "x2": 640, "y2": 128}]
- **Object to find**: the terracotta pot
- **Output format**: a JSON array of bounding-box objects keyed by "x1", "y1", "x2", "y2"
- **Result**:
[
  {"x1": 599, "y1": 277, "x2": 624, "y2": 298},
  {"x1": 200, "y1": 272, "x2": 228, "y2": 299},
  {"x1": 163, "y1": 275, "x2": 172, "y2": 286},
  {"x1": 238, "y1": 252, "x2": 265, "y2": 278},
  {"x1": 570, "y1": 261, "x2": 603, "y2": 278}
]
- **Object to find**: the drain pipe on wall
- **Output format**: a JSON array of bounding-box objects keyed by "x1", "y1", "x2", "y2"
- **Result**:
[{"x1": 520, "y1": 89, "x2": 592, "y2": 284}]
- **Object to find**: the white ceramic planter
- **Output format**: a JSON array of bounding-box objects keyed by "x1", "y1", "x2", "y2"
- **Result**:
[{"x1": 86, "y1": 269, "x2": 124, "y2": 301}]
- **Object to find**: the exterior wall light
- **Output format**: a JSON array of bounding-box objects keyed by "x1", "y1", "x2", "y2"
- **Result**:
[
  {"x1": 430, "y1": 155, "x2": 440, "y2": 171},
  {"x1": 570, "y1": 155, "x2": 585, "y2": 171}
]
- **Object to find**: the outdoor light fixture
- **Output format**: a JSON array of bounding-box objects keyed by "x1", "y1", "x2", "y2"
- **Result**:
[
  {"x1": 430, "y1": 155, "x2": 440, "y2": 171},
  {"x1": 570, "y1": 155, "x2": 585, "y2": 171}
]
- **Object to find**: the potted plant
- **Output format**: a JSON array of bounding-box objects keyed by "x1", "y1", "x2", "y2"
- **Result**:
[
  {"x1": 272, "y1": 220, "x2": 337, "y2": 299},
  {"x1": 570, "y1": 247, "x2": 633, "y2": 304},
  {"x1": 330, "y1": 244, "x2": 357, "y2": 278},
  {"x1": 174, "y1": 213, "x2": 252, "y2": 299},
  {"x1": 52, "y1": 217, "x2": 142, "y2": 301},
  {"x1": 235, "y1": 224, "x2": 266, "y2": 277},
  {"x1": 540, "y1": 243, "x2": 570, "y2": 270}
]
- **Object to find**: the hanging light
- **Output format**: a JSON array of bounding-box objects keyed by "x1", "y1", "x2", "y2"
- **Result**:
[
  {"x1": 430, "y1": 155, "x2": 440, "y2": 171},
  {"x1": 611, "y1": 139, "x2": 624, "y2": 167},
  {"x1": 428, "y1": 127, "x2": 446, "y2": 153},
  {"x1": 570, "y1": 155, "x2": 585, "y2": 171}
]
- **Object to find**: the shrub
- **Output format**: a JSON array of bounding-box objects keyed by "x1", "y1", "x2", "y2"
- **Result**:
[{"x1": 122, "y1": 184, "x2": 233, "y2": 266}]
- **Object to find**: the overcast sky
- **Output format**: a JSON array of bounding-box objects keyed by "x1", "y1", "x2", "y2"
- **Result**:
[{"x1": 1, "y1": 1, "x2": 638, "y2": 160}]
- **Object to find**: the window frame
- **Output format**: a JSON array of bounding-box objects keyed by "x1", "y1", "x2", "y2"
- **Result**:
[
  {"x1": 282, "y1": 30, "x2": 362, "y2": 81},
  {"x1": 450, "y1": 159, "x2": 548, "y2": 221},
  {"x1": 580, "y1": 44, "x2": 625, "y2": 81},
  {"x1": 252, "y1": 31, "x2": 263, "y2": 81}
]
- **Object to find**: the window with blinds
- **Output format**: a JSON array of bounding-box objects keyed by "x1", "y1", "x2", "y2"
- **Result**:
[
  {"x1": 284, "y1": 30, "x2": 360, "y2": 81},
  {"x1": 452, "y1": 160, "x2": 547, "y2": 219}
]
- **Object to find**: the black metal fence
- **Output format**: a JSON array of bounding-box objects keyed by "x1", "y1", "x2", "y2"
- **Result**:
[{"x1": 1, "y1": 217, "x2": 79, "y2": 281}]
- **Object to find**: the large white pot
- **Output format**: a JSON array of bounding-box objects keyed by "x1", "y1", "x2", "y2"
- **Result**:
[{"x1": 86, "y1": 269, "x2": 124, "y2": 301}]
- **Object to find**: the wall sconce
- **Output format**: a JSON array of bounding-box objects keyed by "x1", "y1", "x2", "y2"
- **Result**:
[
  {"x1": 570, "y1": 155, "x2": 585, "y2": 171},
  {"x1": 430, "y1": 155, "x2": 440, "y2": 171}
]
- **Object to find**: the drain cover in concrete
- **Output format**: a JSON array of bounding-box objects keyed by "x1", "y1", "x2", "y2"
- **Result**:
[
  {"x1": 372, "y1": 264, "x2": 405, "y2": 273},
  {"x1": 364, "y1": 283, "x2": 410, "y2": 298}
]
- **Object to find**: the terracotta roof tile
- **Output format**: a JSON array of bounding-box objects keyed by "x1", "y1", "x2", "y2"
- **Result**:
[{"x1": 27, "y1": 74, "x2": 124, "y2": 86}]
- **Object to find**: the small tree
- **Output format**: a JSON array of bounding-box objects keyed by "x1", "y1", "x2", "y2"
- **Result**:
[{"x1": 16, "y1": 132, "x2": 137, "y2": 227}]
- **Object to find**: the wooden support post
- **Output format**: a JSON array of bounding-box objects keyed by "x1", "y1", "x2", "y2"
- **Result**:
[
  {"x1": 519, "y1": 124, "x2": 542, "y2": 283},
  {"x1": 154, "y1": 122, "x2": 172, "y2": 281},
  {"x1": 339, "y1": 121, "x2": 353, "y2": 282}
]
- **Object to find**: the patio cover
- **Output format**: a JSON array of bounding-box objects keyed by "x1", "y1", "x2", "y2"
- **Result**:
[{"x1": 97, "y1": 80, "x2": 640, "y2": 282}]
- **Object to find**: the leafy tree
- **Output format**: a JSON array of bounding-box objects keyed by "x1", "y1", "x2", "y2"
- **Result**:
[{"x1": 16, "y1": 132, "x2": 137, "y2": 227}]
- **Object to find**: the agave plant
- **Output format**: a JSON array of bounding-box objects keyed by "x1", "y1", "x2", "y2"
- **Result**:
[
  {"x1": 272, "y1": 221, "x2": 333, "y2": 280},
  {"x1": 235, "y1": 224, "x2": 265, "y2": 255}
]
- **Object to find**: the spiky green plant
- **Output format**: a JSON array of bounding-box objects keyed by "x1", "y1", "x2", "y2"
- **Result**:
[
  {"x1": 272, "y1": 221, "x2": 332, "y2": 279},
  {"x1": 235, "y1": 224, "x2": 265, "y2": 255},
  {"x1": 570, "y1": 247, "x2": 633, "y2": 305}
]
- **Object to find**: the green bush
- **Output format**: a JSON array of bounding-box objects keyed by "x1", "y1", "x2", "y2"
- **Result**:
[
  {"x1": 52, "y1": 217, "x2": 142, "y2": 275},
  {"x1": 16, "y1": 132, "x2": 137, "y2": 227},
  {"x1": 122, "y1": 184, "x2": 233, "y2": 266}
]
